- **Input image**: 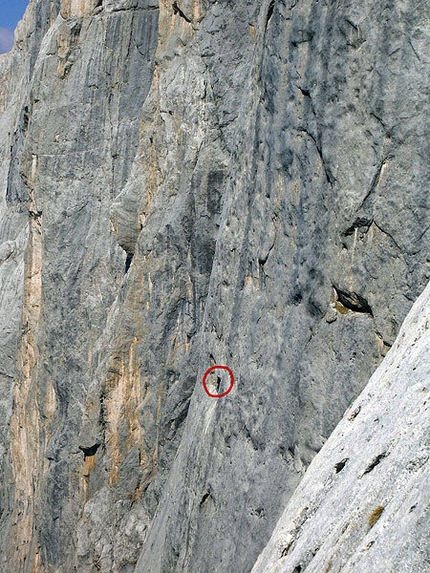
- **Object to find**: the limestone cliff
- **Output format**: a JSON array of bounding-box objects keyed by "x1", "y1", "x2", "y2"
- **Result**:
[{"x1": 0, "y1": 0, "x2": 428, "y2": 572}]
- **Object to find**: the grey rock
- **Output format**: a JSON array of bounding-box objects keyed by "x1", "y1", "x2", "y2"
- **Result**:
[
  {"x1": 0, "y1": 0, "x2": 428, "y2": 572},
  {"x1": 135, "y1": 1, "x2": 429, "y2": 572},
  {"x1": 251, "y1": 280, "x2": 430, "y2": 573}
]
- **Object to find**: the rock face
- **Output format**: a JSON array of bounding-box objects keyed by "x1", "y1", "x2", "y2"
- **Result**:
[
  {"x1": 251, "y1": 280, "x2": 430, "y2": 573},
  {"x1": 0, "y1": 1, "x2": 428, "y2": 572}
]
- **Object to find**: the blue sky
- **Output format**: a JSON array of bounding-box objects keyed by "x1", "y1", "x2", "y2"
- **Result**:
[{"x1": 0, "y1": 0, "x2": 30, "y2": 53}]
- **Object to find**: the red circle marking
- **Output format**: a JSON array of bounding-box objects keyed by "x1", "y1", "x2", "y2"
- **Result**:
[{"x1": 202, "y1": 365, "x2": 234, "y2": 398}]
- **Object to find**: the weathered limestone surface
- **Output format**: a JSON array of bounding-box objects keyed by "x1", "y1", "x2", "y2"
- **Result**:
[
  {"x1": 251, "y1": 280, "x2": 430, "y2": 573},
  {"x1": 0, "y1": 0, "x2": 428, "y2": 572}
]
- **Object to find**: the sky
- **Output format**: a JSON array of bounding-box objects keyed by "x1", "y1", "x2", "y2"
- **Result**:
[{"x1": 0, "y1": 0, "x2": 30, "y2": 54}]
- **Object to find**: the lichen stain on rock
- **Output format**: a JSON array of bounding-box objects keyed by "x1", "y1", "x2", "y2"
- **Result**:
[
  {"x1": 61, "y1": 0, "x2": 100, "y2": 19},
  {"x1": 8, "y1": 186, "x2": 48, "y2": 572},
  {"x1": 82, "y1": 452, "x2": 98, "y2": 478},
  {"x1": 104, "y1": 338, "x2": 147, "y2": 485},
  {"x1": 56, "y1": 19, "x2": 82, "y2": 79}
]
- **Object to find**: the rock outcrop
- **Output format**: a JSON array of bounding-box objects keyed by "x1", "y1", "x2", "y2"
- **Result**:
[
  {"x1": 0, "y1": 1, "x2": 428, "y2": 572},
  {"x1": 252, "y1": 280, "x2": 430, "y2": 573}
]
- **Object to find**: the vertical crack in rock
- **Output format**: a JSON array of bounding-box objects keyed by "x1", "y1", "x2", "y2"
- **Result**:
[
  {"x1": 357, "y1": 154, "x2": 393, "y2": 212},
  {"x1": 266, "y1": 0, "x2": 275, "y2": 26},
  {"x1": 333, "y1": 286, "x2": 373, "y2": 316}
]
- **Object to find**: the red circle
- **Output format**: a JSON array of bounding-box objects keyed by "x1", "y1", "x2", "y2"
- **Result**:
[{"x1": 202, "y1": 365, "x2": 234, "y2": 398}]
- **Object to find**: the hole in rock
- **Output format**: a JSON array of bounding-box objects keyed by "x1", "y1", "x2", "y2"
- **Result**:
[
  {"x1": 291, "y1": 290, "x2": 302, "y2": 305},
  {"x1": 333, "y1": 286, "x2": 373, "y2": 316},
  {"x1": 79, "y1": 443, "x2": 100, "y2": 458},
  {"x1": 362, "y1": 452, "x2": 387, "y2": 475},
  {"x1": 267, "y1": 0, "x2": 275, "y2": 24},
  {"x1": 23, "y1": 106, "x2": 30, "y2": 132},
  {"x1": 343, "y1": 217, "x2": 372, "y2": 237},
  {"x1": 334, "y1": 458, "x2": 349, "y2": 473},
  {"x1": 125, "y1": 253, "x2": 133, "y2": 273},
  {"x1": 200, "y1": 492, "x2": 211, "y2": 506}
]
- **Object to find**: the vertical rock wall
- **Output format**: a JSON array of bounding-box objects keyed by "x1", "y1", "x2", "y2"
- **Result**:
[
  {"x1": 1, "y1": 1, "x2": 160, "y2": 570},
  {"x1": 0, "y1": 0, "x2": 428, "y2": 572}
]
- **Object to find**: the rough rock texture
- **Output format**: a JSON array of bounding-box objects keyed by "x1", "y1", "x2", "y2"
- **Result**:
[
  {"x1": 0, "y1": 0, "x2": 428, "y2": 572},
  {"x1": 252, "y1": 280, "x2": 430, "y2": 573}
]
